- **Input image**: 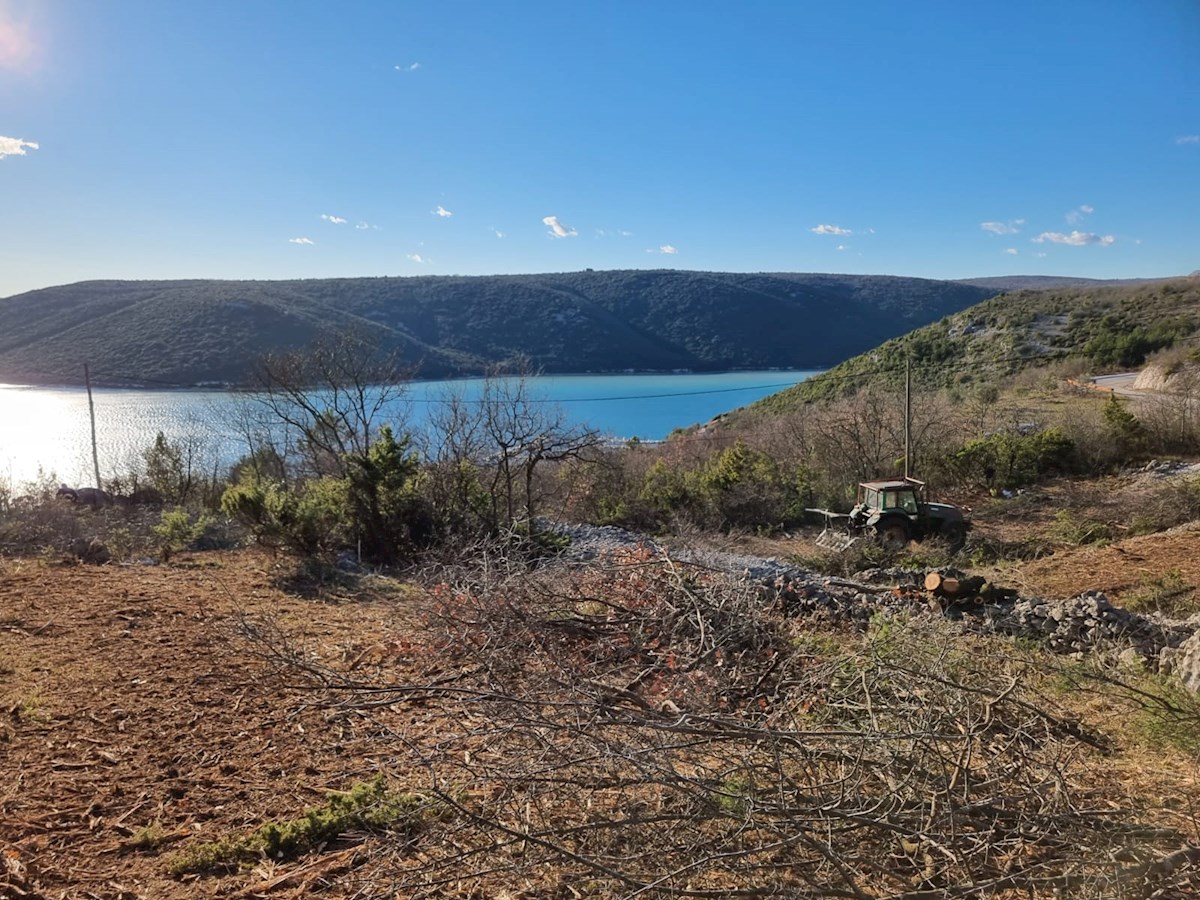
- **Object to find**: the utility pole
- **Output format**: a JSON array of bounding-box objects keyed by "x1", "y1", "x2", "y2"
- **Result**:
[
  {"x1": 904, "y1": 355, "x2": 911, "y2": 479},
  {"x1": 84, "y1": 363, "x2": 102, "y2": 489}
]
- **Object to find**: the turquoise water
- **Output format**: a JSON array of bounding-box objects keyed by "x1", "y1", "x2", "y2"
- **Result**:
[{"x1": 0, "y1": 371, "x2": 817, "y2": 488}]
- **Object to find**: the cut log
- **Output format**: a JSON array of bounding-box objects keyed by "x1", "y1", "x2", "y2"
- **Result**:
[{"x1": 924, "y1": 572, "x2": 944, "y2": 592}]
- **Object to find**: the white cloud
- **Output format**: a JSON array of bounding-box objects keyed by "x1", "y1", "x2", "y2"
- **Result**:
[
  {"x1": 395, "y1": 62, "x2": 421, "y2": 71},
  {"x1": 1034, "y1": 252, "x2": 1047, "y2": 258},
  {"x1": 1065, "y1": 204, "x2": 1094, "y2": 225},
  {"x1": 493, "y1": 228, "x2": 504, "y2": 238},
  {"x1": 836, "y1": 244, "x2": 847, "y2": 252},
  {"x1": 1033, "y1": 230, "x2": 1115, "y2": 247},
  {"x1": 321, "y1": 214, "x2": 347, "y2": 225},
  {"x1": 980, "y1": 219, "x2": 1023, "y2": 235},
  {"x1": 619, "y1": 230, "x2": 633, "y2": 237},
  {"x1": 811, "y1": 224, "x2": 851, "y2": 236},
  {"x1": 356, "y1": 222, "x2": 369, "y2": 230},
  {"x1": 289, "y1": 237, "x2": 314, "y2": 245},
  {"x1": 659, "y1": 244, "x2": 677, "y2": 255},
  {"x1": 1176, "y1": 135, "x2": 1200, "y2": 144},
  {"x1": 1005, "y1": 248, "x2": 1018, "y2": 255},
  {"x1": 434, "y1": 205, "x2": 453, "y2": 218},
  {"x1": 543, "y1": 215, "x2": 577, "y2": 238},
  {"x1": 0, "y1": 135, "x2": 38, "y2": 159},
  {"x1": 407, "y1": 253, "x2": 425, "y2": 263}
]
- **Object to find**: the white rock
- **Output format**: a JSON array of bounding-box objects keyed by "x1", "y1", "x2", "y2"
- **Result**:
[{"x1": 1162, "y1": 631, "x2": 1200, "y2": 694}]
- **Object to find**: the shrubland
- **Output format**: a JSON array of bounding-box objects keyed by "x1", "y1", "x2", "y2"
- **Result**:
[
  {"x1": 5, "y1": 321, "x2": 1200, "y2": 897},
  {"x1": 5, "y1": 323, "x2": 1200, "y2": 572}
]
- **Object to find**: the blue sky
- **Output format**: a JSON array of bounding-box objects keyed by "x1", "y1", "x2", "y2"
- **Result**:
[{"x1": 1, "y1": 0, "x2": 1197, "y2": 297}]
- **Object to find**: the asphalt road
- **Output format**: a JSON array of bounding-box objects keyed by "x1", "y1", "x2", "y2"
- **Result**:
[{"x1": 1092, "y1": 373, "x2": 1141, "y2": 396}]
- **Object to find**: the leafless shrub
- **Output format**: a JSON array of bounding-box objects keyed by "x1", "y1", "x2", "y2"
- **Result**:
[{"x1": 242, "y1": 549, "x2": 1200, "y2": 897}]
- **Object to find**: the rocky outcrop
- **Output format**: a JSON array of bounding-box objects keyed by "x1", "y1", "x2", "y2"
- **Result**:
[{"x1": 1132, "y1": 361, "x2": 1200, "y2": 393}]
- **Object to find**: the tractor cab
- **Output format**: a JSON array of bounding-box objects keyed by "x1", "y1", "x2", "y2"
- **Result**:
[{"x1": 854, "y1": 480, "x2": 922, "y2": 520}]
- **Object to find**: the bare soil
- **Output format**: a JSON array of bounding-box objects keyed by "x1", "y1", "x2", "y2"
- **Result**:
[
  {"x1": 4, "y1": 518, "x2": 1200, "y2": 897},
  {"x1": 1, "y1": 550, "x2": 434, "y2": 899}
]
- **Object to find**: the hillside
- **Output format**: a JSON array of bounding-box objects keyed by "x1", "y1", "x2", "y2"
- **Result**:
[
  {"x1": 0, "y1": 271, "x2": 1003, "y2": 387},
  {"x1": 747, "y1": 274, "x2": 1200, "y2": 414}
]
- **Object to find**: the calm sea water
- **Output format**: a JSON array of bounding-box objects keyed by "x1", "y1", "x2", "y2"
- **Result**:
[{"x1": 0, "y1": 371, "x2": 816, "y2": 489}]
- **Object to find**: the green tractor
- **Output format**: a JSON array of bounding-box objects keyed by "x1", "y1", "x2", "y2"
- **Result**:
[{"x1": 810, "y1": 477, "x2": 969, "y2": 552}]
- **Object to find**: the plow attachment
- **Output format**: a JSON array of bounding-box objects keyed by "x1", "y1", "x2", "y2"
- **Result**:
[{"x1": 806, "y1": 509, "x2": 858, "y2": 551}]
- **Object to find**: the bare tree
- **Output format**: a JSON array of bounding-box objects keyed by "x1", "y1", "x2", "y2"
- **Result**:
[
  {"x1": 423, "y1": 363, "x2": 605, "y2": 534},
  {"x1": 249, "y1": 331, "x2": 413, "y2": 480}
]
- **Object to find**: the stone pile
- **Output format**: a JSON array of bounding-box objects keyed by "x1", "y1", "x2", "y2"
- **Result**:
[
  {"x1": 767, "y1": 574, "x2": 925, "y2": 628},
  {"x1": 1160, "y1": 630, "x2": 1200, "y2": 692},
  {"x1": 547, "y1": 521, "x2": 1200, "y2": 692},
  {"x1": 995, "y1": 590, "x2": 1186, "y2": 656}
]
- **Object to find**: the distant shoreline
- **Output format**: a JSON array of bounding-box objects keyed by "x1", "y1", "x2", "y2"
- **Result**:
[{"x1": 0, "y1": 368, "x2": 823, "y2": 394}]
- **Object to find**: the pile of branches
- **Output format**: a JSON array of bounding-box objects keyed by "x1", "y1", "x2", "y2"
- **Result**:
[{"x1": 256, "y1": 545, "x2": 1200, "y2": 898}]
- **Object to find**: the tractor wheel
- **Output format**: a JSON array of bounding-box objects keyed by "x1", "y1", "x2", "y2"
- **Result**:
[
  {"x1": 942, "y1": 522, "x2": 967, "y2": 553},
  {"x1": 875, "y1": 518, "x2": 912, "y2": 552}
]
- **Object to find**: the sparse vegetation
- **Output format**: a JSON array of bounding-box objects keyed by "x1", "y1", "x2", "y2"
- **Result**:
[
  {"x1": 168, "y1": 777, "x2": 429, "y2": 875},
  {"x1": 6, "y1": 278, "x2": 1200, "y2": 898}
]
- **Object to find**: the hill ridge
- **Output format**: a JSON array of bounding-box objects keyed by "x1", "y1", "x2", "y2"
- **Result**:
[{"x1": 0, "y1": 269, "x2": 1156, "y2": 388}]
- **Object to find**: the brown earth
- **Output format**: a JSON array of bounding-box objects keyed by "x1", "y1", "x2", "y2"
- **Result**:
[
  {"x1": 1, "y1": 550, "x2": 438, "y2": 899},
  {"x1": 4, "y1": 526, "x2": 1200, "y2": 897}
]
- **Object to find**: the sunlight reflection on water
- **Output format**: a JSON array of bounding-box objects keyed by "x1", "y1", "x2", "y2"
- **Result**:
[{"x1": 0, "y1": 371, "x2": 816, "y2": 489}]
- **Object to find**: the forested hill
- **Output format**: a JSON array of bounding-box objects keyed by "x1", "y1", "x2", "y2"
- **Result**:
[
  {"x1": 1, "y1": 270, "x2": 1004, "y2": 387},
  {"x1": 742, "y1": 274, "x2": 1200, "y2": 417}
]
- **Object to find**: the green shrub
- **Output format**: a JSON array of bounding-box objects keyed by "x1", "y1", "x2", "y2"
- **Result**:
[
  {"x1": 221, "y1": 475, "x2": 348, "y2": 558},
  {"x1": 168, "y1": 776, "x2": 429, "y2": 875},
  {"x1": 221, "y1": 426, "x2": 433, "y2": 564},
  {"x1": 151, "y1": 508, "x2": 216, "y2": 558},
  {"x1": 949, "y1": 427, "x2": 1076, "y2": 490}
]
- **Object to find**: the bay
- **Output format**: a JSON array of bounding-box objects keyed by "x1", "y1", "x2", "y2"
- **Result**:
[{"x1": 0, "y1": 370, "x2": 817, "y2": 489}]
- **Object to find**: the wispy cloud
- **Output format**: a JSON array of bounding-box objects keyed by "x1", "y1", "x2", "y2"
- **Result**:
[
  {"x1": 1176, "y1": 135, "x2": 1200, "y2": 144},
  {"x1": 1065, "y1": 204, "x2": 1094, "y2": 225},
  {"x1": 543, "y1": 215, "x2": 577, "y2": 238},
  {"x1": 619, "y1": 230, "x2": 633, "y2": 237},
  {"x1": 356, "y1": 222, "x2": 370, "y2": 230},
  {"x1": 659, "y1": 244, "x2": 678, "y2": 255},
  {"x1": 492, "y1": 228, "x2": 505, "y2": 238},
  {"x1": 1005, "y1": 248, "x2": 1018, "y2": 255},
  {"x1": 434, "y1": 205, "x2": 453, "y2": 218},
  {"x1": 407, "y1": 253, "x2": 426, "y2": 263},
  {"x1": 289, "y1": 237, "x2": 314, "y2": 245},
  {"x1": 395, "y1": 62, "x2": 421, "y2": 72},
  {"x1": 1033, "y1": 230, "x2": 1115, "y2": 247},
  {"x1": 980, "y1": 219, "x2": 1024, "y2": 235},
  {"x1": 811, "y1": 224, "x2": 851, "y2": 236},
  {"x1": 321, "y1": 214, "x2": 347, "y2": 225},
  {"x1": 0, "y1": 135, "x2": 38, "y2": 159},
  {"x1": 837, "y1": 244, "x2": 847, "y2": 252}
]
